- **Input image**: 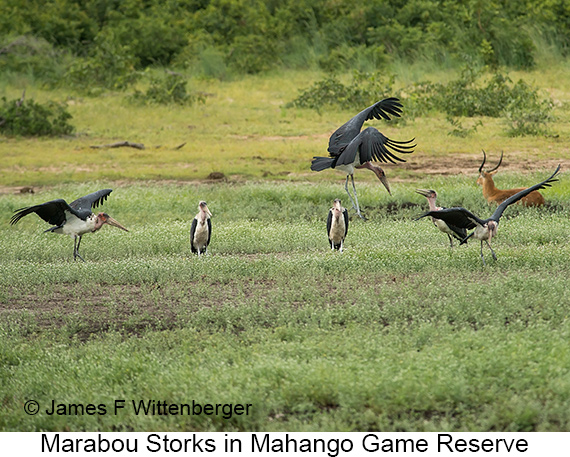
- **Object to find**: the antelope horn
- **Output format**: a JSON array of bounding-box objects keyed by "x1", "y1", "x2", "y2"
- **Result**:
[
  {"x1": 487, "y1": 151, "x2": 504, "y2": 173},
  {"x1": 478, "y1": 150, "x2": 487, "y2": 174}
]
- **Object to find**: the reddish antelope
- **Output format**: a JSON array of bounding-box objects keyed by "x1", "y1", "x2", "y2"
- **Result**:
[{"x1": 477, "y1": 150, "x2": 545, "y2": 206}]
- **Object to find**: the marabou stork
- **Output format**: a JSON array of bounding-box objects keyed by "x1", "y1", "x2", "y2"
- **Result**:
[
  {"x1": 190, "y1": 201, "x2": 212, "y2": 256},
  {"x1": 10, "y1": 189, "x2": 128, "y2": 261},
  {"x1": 416, "y1": 165, "x2": 561, "y2": 264},
  {"x1": 327, "y1": 198, "x2": 349, "y2": 252},
  {"x1": 311, "y1": 97, "x2": 415, "y2": 219},
  {"x1": 415, "y1": 189, "x2": 467, "y2": 247}
]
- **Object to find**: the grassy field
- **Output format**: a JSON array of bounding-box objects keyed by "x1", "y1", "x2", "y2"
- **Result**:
[{"x1": 1, "y1": 66, "x2": 570, "y2": 432}]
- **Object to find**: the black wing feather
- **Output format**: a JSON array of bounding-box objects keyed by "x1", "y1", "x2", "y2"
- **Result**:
[
  {"x1": 336, "y1": 127, "x2": 415, "y2": 166},
  {"x1": 10, "y1": 199, "x2": 73, "y2": 226},
  {"x1": 416, "y1": 207, "x2": 483, "y2": 230},
  {"x1": 328, "y1": 98, "x2": 405, "y2": 154},
  {"x1": 326, "y1": 209, "x2": 333, "y2": 239},
  {"x1": 190, "y1": 217, "x2": 198, "y2": 253},
  {"x1": 490, "y1": 165, "x2": 561, "y2": 221},
  {"x1": 70, "y1": 189, "x2": 113, "y2": 215},
  {"x1": 343, "y1": 208, "x2": 349, "y2": 238},
  {"x1": 206, "y1": 219, "x2": 212, "y2": 248}
]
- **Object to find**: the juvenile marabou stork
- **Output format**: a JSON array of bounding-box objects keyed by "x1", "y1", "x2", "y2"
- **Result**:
[
  {"x1": 190, "y1": 201, "x2": 212, "y2": 256},
  {"x1": 10, "y1": 189, "x2": 128, "y2": 261},
  {"x1": 327, "y1": 198, "x2": 349, "y2": 252},
  {"x1": 416, "y1": 165, "x2": 561, "y2": 264},
  {"x1": 311, "y1": 97, "x2": 415, "y2": 219},
  {"x1": 415, "y1": 189, "x2": 467, "y2": 247}
]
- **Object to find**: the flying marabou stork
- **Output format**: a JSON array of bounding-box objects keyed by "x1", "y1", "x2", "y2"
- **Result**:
[
  {"x1": 327, "y1": 198, "x2": 349, "y2": 252},
  {"x1": 311, "y1": 97, "x2": 415, "y2": 219},
  {"x1": 416, "y1": 165, "x2": 561, "y2": 264},
  {"x1": 190, "y1": 201, "x2": 212, "y2": 256},
  {"x1": 415, "y1": 189, "x2": 467, "y2": 247},
  {"x1": 10, "y1": 189, "x2": 128, "y2": 261}
]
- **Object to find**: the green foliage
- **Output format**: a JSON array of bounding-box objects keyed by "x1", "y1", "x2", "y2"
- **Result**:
[
  {"x1": 129, "y1": 72, "x2": 205, "y2": 105},
  {"x1": 2, "y1": 0, "x2": 570, "y2": 77},
  {"x1": 0, "y1": 36, "x2": 69, "y2": 84},
  {"x1": 0, "y1": 94, "x2": 74, "y2": 137},
  {"x1": 287, "y1": 71, "x2": 396, "y2": 113},
  {"x1": 63, "y1": 32, "x2": 140, "y2": 93}
]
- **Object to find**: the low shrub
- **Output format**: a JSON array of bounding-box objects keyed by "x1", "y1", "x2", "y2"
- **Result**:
[{"x1": 0, "y1": 93, "x2": 74, "y2": 137}]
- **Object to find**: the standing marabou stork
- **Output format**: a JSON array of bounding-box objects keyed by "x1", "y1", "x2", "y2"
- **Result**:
[
  {"x1": 311, "y1": 97, "x2": 415, "y2": 219},
  {"x1": 416, "y1": 165, "x2": 561, "y2": 264},
  {"x1": 190, "y1": 201, "x2": 212, "y2": 256},
  {"x1": 10, "y1": 189, "x2": 128, "y2": 261},
  {"x1": 327, "y1": 198, "x2": 349, "y2": 252},
  {"x1": 415, "y1": 189, "x2": 467, "y2": 247}
]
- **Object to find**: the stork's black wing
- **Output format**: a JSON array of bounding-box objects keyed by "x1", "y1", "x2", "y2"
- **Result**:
[
  {"x1": 447, "y1": 223, "x2": 468, "y2": 241},
  {"x1": 10, "y1": 199, "x2": 73, "y2": 226},
  {"x1": 416, "y1": 207, "x2": 483, "y2": 230},
  {"x1": 190, "y1": 217, "x2": 198, "y2": 253},
  {"x1": 335, "y1": 127, "x2": 415, "y2": 166},
  {"x1": 490, "y1": 165, "x2": 561, "y2": 222},
  {"x1": 328, "y1": 98, "x2": 405, "y2": 155},
  {"x1": 70, "y1": 189, "x2": 113, "y2": 217},
  {"x1": 206, "y1": 219, "x2": 212, "y2": 247}
]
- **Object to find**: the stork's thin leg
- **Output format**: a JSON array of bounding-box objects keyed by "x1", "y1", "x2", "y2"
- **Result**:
[
  {"x1": 448, "y1": 234, "x2": 453, "y2": 248},
  {"x1": 480, "y1": 241, "x2": 486, "y2": 266},
  {"x1": 344, "y1": 175, "x2": 358, "y2": 213},
  {"x1": 486, "y1": 240, "x2": 497, "y2": 261},
  {"x1": 339, "y1": 239, "x2": 344, "y2": 253},
  {"x1": 351, "y1": 175, "x2": 366, "y2": 220},
  {"x1": 74, "y1": 236, "x2": 85, "y2": 262}
]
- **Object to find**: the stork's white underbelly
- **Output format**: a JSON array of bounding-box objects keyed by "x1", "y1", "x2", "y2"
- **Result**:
[
  {"x1": 473, "y1": 223, "x2": 496, "y2": 241},
  {"x1": 193, "y1": 221, "x2": 209, "y2": 249},
  {"x1": 433, "y1": 218, "x2": 454, "y2": 236},
  {"x1": 54, "y1": 212, "x2": 96, "y2": 237},
  {"x1": 329, "y1": 216, "x2": 346, "y2": 243}
]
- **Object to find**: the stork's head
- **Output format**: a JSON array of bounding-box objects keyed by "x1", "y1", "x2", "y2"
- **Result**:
[
  {"x1": 198, "y1": 201, "x2": 212, "y2": 220},
  {"x1": 415, "y1": 189, "x2": 437, "y2": 200},
  {"x1": 332, "y1": 198, "x2": 343, "y2": 215},
  {"x1": 486, "y1": 220, "x2": 498, "y2": 239},
  {"x1": 477, "y1": 150, "x2": 503, "y2": 187},
  {"x1": 94, "y1": 212, "x2": 129, "y2": 232},
  {"x1": 362, "y1": 162, "x2": 391, "y2": 195}
]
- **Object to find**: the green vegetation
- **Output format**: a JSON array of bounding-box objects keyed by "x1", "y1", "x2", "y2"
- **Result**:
[
  {"x1": 0, "y1": 180, "x2": 569, "y2": 431},
  {"x1": 0, "y1": 94, "x2": 74, "y2": 137},
  {"x1": 2, "y1": 0, "x2": 570, "y2": 82}
]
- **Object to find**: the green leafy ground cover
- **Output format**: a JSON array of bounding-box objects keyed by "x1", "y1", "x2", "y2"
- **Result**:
[{"x1": 1, "y1": 178, "x2": 569, "y2": 431}]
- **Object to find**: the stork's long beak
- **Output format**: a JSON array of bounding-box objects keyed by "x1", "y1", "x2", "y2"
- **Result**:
[
  {"x1": 415, "y1": 189, "x2": 431, "y2": 198},
  {"x1": 378, "y1": 174, "x2": 391, "y2": 196},
  {"x1": 105, "y1": 216, "x2": 129, "y2": 232}
]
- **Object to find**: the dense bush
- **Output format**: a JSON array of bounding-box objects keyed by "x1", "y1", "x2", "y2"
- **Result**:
[
  {"x1": 129, "y1": 72, "x2": 206, "y2": 106},
  {"x1": 0, "y1": 94, "x2": 74, "y2": 137},
  {"x1": 63, "y1": 32, "x2": 140, "y2": 93},
  {"x1": 0, "y1": 36, "x2": 69, "y2": 83},
  {"x1": 1, "y1": 0, "x2": 570, "y2": 79}
]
